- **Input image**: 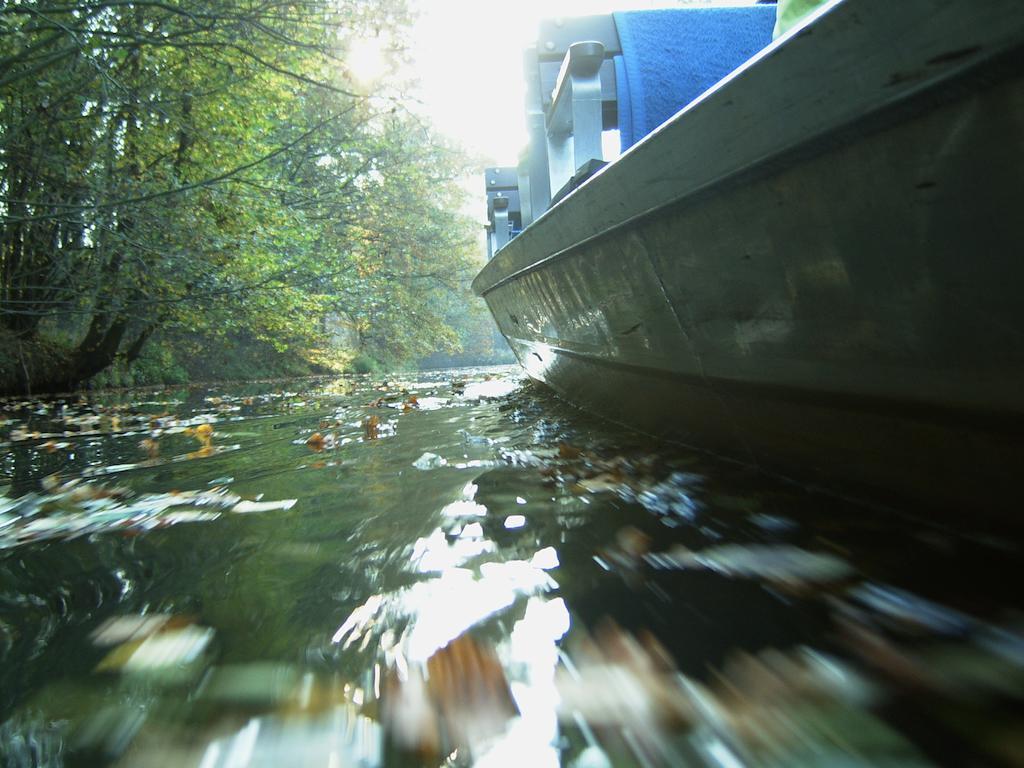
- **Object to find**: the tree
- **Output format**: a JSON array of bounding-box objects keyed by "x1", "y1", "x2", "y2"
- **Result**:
[{"x1": 1, "y1": 0, "x2": 481, "y2": 394}]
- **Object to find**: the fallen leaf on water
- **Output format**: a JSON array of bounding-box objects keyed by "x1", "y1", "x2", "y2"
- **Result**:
[
  {"x1": 646, "y1": 543, "x2": 855, "y2": 589},
  {"x1": 91, "y1": 614, "x2": 175, "y2": 646},
  {"x1": 159, "y1": 510, "x2": 221, "y2": 525},
  {"x1": 195, "y1": 423, "x2": 214, "y2": 448},
  {"x1": 846, "y1": 583, "x2": 973, "y2": 636},
  {"x1": 363, "y1": 415, "x2": 380, "y2": 440},
  {"x1": 97, "y1": 625, "x2": 214, "y2": 676},
  {"x1": 426, "y1": 633, "x2": 518, "y2": 746},
  {"x1": 558, "y1": 442, "x2": 582, "y2": 460},
  {"x1": 150, "y1": 414, "x2": 174, "y2": 430},
  {"x1": 41, "y1": 474, "x2": 63, "y2": 492},
  {"x1": 139, "y1": 437, "x2": 160, "y2": 459},
  {"x1": 199, "y1": 662, "x2": 302, "y2": 708},
  {"x1": 557, "y1": 620, "x2": 694, "y2": 732},
  {"x1": 576, "y1": 473, "x2": 623, "y2": 493},
  {"x1": 1, "y1": 482, "x2": 302, "y2": 550},
  {"x1": 232, "y1": 498, "x2": 297, "y2": 514},
  {"x1": 42, "y1": 475, "x2": 133, "y2": 502},
  {"x1": 617, "y1": 525, "x2": 651, "y2": 559},
  {"x1": 382, "y1": 632, "x2": 518, "y2": 760},
  {"x1": 412, "y1": 452, "x2": 446, "y2": 470}
]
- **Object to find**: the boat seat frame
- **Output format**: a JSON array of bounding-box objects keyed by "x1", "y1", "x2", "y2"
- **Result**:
[{"x1": 486, "y1": 5, "x2": 777, "y2": 251}]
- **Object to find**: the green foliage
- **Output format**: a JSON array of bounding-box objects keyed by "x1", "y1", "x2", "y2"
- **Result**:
[
  {"x1": 81, "y1": 333, "x2": 334, "y2": 391},
  {"x1": 0, "y1": 0, "x2": 490, "y2": 394},
  {"x1": 175, "y1": 333, "x2": 328, "y2": 383},
  {"x1": 0, "y1": 328, "x2": 72, "y2": 395},
  {"x1": 89, "y1": 341, "x2": 189, "y2": 390},
  {"x1": 347, "y1": 353, "x2": 384, "y2": 375}
]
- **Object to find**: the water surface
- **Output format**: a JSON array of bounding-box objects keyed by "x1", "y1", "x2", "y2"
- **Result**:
[{"x1": 1, "y1": 368, "x2": 1022, "y2": 766}]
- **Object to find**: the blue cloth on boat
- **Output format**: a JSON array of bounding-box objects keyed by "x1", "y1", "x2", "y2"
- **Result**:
[{"x1": 612, "y1": 7, "x2": 776, "y2": 150}]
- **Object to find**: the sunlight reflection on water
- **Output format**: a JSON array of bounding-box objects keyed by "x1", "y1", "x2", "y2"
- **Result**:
[{"x1": 461, "y1": 379, "x2": 520, "y2": 400}]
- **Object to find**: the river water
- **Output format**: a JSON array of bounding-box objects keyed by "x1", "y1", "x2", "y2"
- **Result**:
[{"x1": 1, "y1": 366, "x2": 1022, "y2": 767}]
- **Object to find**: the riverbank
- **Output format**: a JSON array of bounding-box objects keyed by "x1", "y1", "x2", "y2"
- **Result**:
[
  {"x1": 1, "y1": 326, "x2": 516, "y2": 398},
  {"x1": 0, "y1": 328, "x2": 341, "y2": 397}
]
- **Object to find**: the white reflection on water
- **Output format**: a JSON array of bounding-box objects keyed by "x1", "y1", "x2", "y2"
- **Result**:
[
  {"x1": 531, "y1": 546, "x2": 560, "y2": 570},
  {"x1": 403, "y1": 563, "x2": 553, "y2": 662},
  {"x1": 476, "y1": 597, "x2": 571, "y2": 768},
  {"x1": 442, "y1": 499, "x2": 488, "y2": 517},
  {"x1": 333, "y1": 518, "x2": 560, "y2": 663},
  {"x1": 411, "y1": 527, "x2": 495, "y2": 572},
  {"x1": 461, "y1": 378, "x2": 520, "y2": 399},
  {"x1": 192, "y1": 705, "x2": 382, "y2": 768}
]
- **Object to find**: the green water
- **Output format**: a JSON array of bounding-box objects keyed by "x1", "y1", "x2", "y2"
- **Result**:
[{"x1": 1, "y1": 368, "x2": 1022, "y2": 767}]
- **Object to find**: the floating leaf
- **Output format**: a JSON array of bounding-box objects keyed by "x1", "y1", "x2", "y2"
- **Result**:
[
  {"x1": 200, "y1": 663, "x2": 301, "y2": 707},
  {"x1": 91, "y1": 614, "x2": 174, "y2": 646},
  {"x1": 139, "y1": 437, "x2": 160, "y2": 459},
  {"x1": 232, "y1": 499, "x2": 297, "y2": 514},
  {"x1": 412, "y1": 452, "x2": 446, "y2": 470},
  {"x1": 646, "y1": 543, "x2": 854, "y2": 587},
  {"x1": 97, "y1": 626, "x2": 214, "y2": 676},
  {"x1": 0, "y1": 482, "x2": 299, "y2": 549},
  {"x1": 558, "y1": 443, "x2": 582, "y2": 460}
]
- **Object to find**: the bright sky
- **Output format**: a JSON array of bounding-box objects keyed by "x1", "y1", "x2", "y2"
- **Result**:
[{"x1": 405, "y1": 0, "x2": 720, "y2": 165}]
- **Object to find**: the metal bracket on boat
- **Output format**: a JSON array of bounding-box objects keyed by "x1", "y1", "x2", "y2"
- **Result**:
[
  {"x1": 546, "y1": 41, "x2": 606, "y2": 202},
  {"x1": 491, "y1": 196, "x2": 511, "y2": 251},
  {"x1": 523, "y1": 45, "x2": 552, "y2": 224},
  {"x1": 485, "y1": 166, "x2": 522, "y2": 259}
]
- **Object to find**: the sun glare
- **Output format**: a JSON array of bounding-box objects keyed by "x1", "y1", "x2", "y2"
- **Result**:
[
  {"x1": 407, "y1": 0, "x2": 703, "y2": 165},
  {"x1": 347, "y1": 36, "x2": 391, "y2": 87}
]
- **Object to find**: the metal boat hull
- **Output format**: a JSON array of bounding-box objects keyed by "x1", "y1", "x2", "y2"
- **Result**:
[{"x1": 473, "y1": 0, "x2": 1024, "y2": 518}]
